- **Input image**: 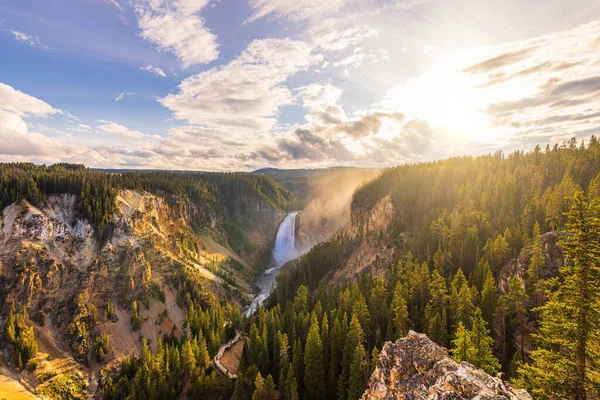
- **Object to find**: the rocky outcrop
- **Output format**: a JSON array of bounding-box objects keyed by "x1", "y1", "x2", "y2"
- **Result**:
[
  {"x1": 0, "y1": 189, "x2": 282, "y2": 397},
  {"x1": 363, "y1": 331, "x2": 531, "y2": 400},
  {"x1": 497, "y1": 231, "x2": 562, "y2": 294}
]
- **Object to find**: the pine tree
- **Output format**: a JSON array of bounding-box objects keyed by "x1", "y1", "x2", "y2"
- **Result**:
[
  {"x1": 517, "y1": 192, "x2": 600, "y2": 399},
  {"x1": 451, "y1": 322, "x2": 472, "y2": 364},
  {"x1": 252, "y1": 372, "x2": 265, "y2": 400},
  {"x1": 391, "y1": 281, "x2": 409, "y2": 338},
  {"x1": 451, "y1": 309, "x2": 499, "y2": 375},
  {"x1": 502, "y1": 275, "x2": 528, "y2": 363},
  {"x1": 369, "y1": 276, "x2": 388, "y2": 336},
  {"x1": 328, "y1": 312, "x2": 346, "y2": 399},
  {"x1": 338, "y1": 314, "x2": 364, "y2": 400},
  {"x1": 304, "y1": 316, "x2": 325, "y2": 400},
  {"x1": 479, "y1": 271, "x2": 497, "y2": 327},
  {"x1": 197, "y1": 335, "x2": 211, "y2": 370},
  {"x1": 545, "y1": 174, "x2": 581, "y2": 231},
  {"x1": 285, "y1": 368, "x2": 299, "y2": 400},
  {"x1": 527, "y1": 221, "x2": 545, "y2": 307},
  {"x1": 370, "y1": 346, "x2": 380, "y2": 374},
  {"x1": 455, "y1": 282, "x2": 475, "y2": 328},
  {"x1": 469, "y1": 308, "x2": 500, "y2": 374},
  {"x1": 320, "y1": 312, "x2": 330, "y2": 373},
  {"x1": 182, "y1": 339, "x2": 197, "y2": 374},
  {"x1": 292, "y1": 339, "x2": 303, "y2": 392},
  {"x1": 351, "y1": 294, "x2": 371, "y2": 339},
  {"x1": 131, "y1": 300, "x2": 141, "y2": 331},
  {"x1": 471, "y1": 259, "x2": 492, "y2": 290},
  {"x1": 425, "y1": 270, "x2": 448, "y2": 346},
  {"x1": 347, "y1": 344, "x2": 367, "y2": 400}
]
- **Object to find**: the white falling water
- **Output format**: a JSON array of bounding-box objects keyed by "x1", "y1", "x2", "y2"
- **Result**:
[
  {"x1": 272, "y1": 212, "x2": 298, "y2": 266},
  {"x1": 245, "y1": 212, "x2": 298, "y2": 316}
]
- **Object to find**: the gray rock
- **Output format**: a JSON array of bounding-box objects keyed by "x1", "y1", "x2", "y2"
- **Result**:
[{"x1": 362, "y1": 331, "x2": 532, "y2": 400}]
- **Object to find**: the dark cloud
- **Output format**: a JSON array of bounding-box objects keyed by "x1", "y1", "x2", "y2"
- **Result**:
[
  {"x1": 525, "y1": 111, "x2": 600, "y2": 126},
  {"x1": 248, "y1": 112, "x2": 416, "y2": 165},
  {"x1": 463, "y1": 47, "x2": 536, "y2": 74},
  {"x1": 550, "y1": 76, "x2": 600, "y2": 97},
  {"x1": 486, "y1": 76, "x2": 600, "y2": 116},
  {"x1": 248, "y1": 128, "x2": 356, "y2": 163},
  {"x1": 342, "y1": 112, "x2": 405, "y2": 138},
  {"x1": 314, "y1": 106, "x2": 344, "y2": 125}
]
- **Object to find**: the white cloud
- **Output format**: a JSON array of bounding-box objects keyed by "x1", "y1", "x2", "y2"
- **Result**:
[
  {"x1": 159, "y1": 38, "x2": 315, "y2": 132},
  {"x1": 307, "y1": 18, "x2": 378, "y2": 52},
  {"x1": 296, "y1": 82, "x2": 343, "y2": 113},
  {"x1": 0, "y1": 110, "x2": 70, "y2": 157},
  {"x1": 245, "y1": 82, "x2": 413, "y2": 165},
  {"x1": 247, "y1": 0, "x2": 350, "y2": 23},
  {"x1": 12, "y1": 31, "x2": 32, "y2": 42},
  {"x1": 139, "y1": 64, "x2": 167, "y2": 77},
  {"x1": 71, "y1": 124, "x2": 93, "y2": 133},
  {"x1": 115, "y1": 91, "x2": 134, "y2": 101},
  {"x1": 9, "y1": 30, "x2": 48, "y2": 48},
  {"x1": 0, "y1": 82, "x2": 61, "y2": 117},
  {"x1": 134, "y1": 0, "x2": 218, "y2": 67},
  {"x1": 105, "y1": 0, "x2": 124, "y2": 12},
  {"x1": 0, "y1": 85, "x2": 69, "y2": 158},
  {"x1": 96, "y1": 119, "x2": 157, "y2": 141}
]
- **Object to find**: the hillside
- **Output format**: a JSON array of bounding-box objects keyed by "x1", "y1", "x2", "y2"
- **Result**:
[
  {"x1": 0, "y1": 163, "x2": 292, "y2": 398},
  {"x1": 275, "y1": 138, "x2": 600, "y2": 292},
  {"x1": 238, "y1": 138, "x2": 600, "y2": 400}
]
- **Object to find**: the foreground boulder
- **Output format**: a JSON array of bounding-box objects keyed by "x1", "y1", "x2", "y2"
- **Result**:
[{"x1": 363, "y1": 331, "x2": 531, "y2": 400}]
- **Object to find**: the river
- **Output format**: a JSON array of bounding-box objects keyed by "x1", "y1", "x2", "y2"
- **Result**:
[{"x1": 244, "y1": 212, "x2": 299, "y2": 316}]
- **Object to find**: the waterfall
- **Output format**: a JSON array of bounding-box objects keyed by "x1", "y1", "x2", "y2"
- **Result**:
[
  {"x1": 272, "y1": 212, "x2": 298, "y2": 266},
  {"x1": 245, "y1": 212, "x2": 298, "y2": 316}
]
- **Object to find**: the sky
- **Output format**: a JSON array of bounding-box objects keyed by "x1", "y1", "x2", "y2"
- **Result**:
[{"x1": 1, "y1": 0, "x2": 600, "y2": 171}]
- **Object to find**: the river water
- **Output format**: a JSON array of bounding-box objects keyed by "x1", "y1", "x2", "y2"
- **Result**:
[{"x1": 245, "y1": 212, "x2": 298, "y2": 316}]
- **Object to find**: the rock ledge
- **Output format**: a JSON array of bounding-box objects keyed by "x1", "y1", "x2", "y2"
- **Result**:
[{"x1": 362, "y1": 331, "x2": 531, "y2": 400}]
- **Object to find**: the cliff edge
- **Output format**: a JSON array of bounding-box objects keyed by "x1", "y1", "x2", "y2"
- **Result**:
[{"x1": 363, "y1": 331, "x2": 531, "y2": 400}]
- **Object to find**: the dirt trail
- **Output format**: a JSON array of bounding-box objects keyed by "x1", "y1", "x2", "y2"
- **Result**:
[{"x1": 214, "y1": 330, "x2": 243, "y2": 378}]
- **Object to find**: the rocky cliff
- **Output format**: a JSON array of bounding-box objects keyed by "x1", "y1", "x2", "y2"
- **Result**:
[
  {"x1": 497, "y1": 231, "x2": 562, "y2": 294},
  {"x1": 0, "y1": 188, "x2": 283, "y2": 397},
  {"x1": 363, "y1": 331, "x2": 531, "y2": 400}
]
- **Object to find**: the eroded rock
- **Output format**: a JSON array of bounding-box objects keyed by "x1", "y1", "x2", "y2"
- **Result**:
[{"x1": 363, "y1": 331, "x2": 531, "y2": 400}]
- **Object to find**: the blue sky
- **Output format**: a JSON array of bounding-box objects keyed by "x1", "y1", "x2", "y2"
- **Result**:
[{"x1": 1, "y1": 0, "x2": 600, "y2": 170}]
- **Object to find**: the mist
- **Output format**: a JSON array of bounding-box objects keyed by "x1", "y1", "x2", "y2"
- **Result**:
[{"x1": 295, "y1": 168, "x2": 378, "y2": 250}]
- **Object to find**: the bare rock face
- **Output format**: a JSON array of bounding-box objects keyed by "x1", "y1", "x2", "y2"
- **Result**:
[
  {"x1": 497, "y1": 231, "x2": 562, "y2": 294},
  {"x1": 362, "y1": 331, "x2": 531, "y2": 400}
]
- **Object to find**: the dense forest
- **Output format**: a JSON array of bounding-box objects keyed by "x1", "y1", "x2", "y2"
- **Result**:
[
  {"x1": 97, "y1": 139, "x2": 599, "y2": 399},
  {"x1": 0, "y1": 162, "x2": 293, "y2": 232},
  {"x1": 238, "y1": 138, "x2": 600, "y2": 399},
  {"x1": 274, "y1": 137, "x2": 600, "y2": 302},
  {"x1": 3, "y1": 138, "x2": 599, "y2": 399}
]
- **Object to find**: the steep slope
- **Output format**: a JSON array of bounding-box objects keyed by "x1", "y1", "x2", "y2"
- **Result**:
[
  {"x1": 258, "y1": 139, "x2": 600, "y2": 396},
  {"x1": 0, "y1": 192, "x2": 232, "y2": 396},
  {"x1": 276, "y1": 141, "x2": 600, "y2": 290},
  {"x1": 0, "y1": 164, "x2": 292, "y2": 398}
]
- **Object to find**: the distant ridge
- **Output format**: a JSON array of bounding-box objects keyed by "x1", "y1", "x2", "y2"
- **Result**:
[{"x1": 90, "y1": 168, "x2": 208, "y2": 174}]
